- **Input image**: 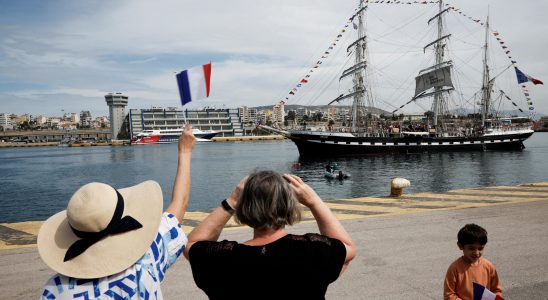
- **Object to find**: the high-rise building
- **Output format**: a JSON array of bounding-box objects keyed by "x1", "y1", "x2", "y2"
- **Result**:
[
  {"x1": 239, "y1": 106, "x2": 259, "y2": 124},
  {"x1": 80, "y1": 111, "x2": 92, "y2": 127},
  {"x1": 105, "y1": 93, "x2": 128, "y2": 139},
  {"x1": 272, "y1": 103, "x2": 285, "y2": 124}
]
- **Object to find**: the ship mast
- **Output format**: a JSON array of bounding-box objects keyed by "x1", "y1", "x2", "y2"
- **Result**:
[
  {"x1": 431, "y1": 0, "x2": 448, "y2": 130},
  {"x1": 480, "y1": 11, "x2": 491, "y2": 128},
  {"x1": 331, "y1": 1, "x2": 369, "y2": 131},
  {"x1": 350, "y1": 0, "x2": 367, "y2": 131}
]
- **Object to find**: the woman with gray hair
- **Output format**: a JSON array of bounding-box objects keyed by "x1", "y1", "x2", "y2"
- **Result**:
[{"x1": 183, "y1": 170, "x2": 356, "y2": 299}]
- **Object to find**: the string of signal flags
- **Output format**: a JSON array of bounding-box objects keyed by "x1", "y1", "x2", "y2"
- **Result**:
[{"x1": 277, "y1": 0, "x2": 542, "y2": 113}]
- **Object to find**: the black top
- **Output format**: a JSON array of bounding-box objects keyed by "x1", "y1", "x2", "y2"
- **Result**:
[{"x1": 189, "y1": 233, "x2": 347, "y2": 300}]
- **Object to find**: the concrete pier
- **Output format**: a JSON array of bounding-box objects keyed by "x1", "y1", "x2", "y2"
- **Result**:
[{"x1": 1, "y1": 182, "x2": 547, "y2": 299}]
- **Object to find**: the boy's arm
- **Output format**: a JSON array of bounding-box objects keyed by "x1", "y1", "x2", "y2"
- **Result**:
[
  {"x1": 166, "y1": 124, "x2": 196, "y2": 223},
  {"x1": 490, "y1": 268, "x2": 503, "y2": 298},
  {"x1": 443, "y1": 266, "x2": 463, "y2": 300}
]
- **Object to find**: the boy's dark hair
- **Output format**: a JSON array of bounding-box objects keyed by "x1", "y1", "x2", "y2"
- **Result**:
[{"x1": 457, "y1": 223, "x2": 488, "y2": 246}]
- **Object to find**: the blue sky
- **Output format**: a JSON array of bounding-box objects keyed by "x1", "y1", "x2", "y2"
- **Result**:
[{"x1": 1, "y1": 0, "x2": 546, "y2": 117}]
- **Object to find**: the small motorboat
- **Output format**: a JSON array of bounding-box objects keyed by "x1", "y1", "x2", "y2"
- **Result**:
[
  {"x1": 324, "y1": 171, "x2": 336, "y2": 179},
  {"x1": 335, "y1": 171, "x2": 351, "y2": 180},
  {"x1": 325, "y1": 170, "x2": 351, "y2": 180}
]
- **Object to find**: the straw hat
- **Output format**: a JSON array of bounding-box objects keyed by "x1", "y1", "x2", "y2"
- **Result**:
[{"x1": 37, "y1": 181, "x2": 163, "y2": 279}]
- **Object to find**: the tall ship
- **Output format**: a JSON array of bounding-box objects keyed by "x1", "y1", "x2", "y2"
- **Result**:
[
  {"x1": 131, "y1": 128, "x2": 219, "y2": 144},
  {"x1": 278, "y1": 0, "x2": 537, "y2": 157}
]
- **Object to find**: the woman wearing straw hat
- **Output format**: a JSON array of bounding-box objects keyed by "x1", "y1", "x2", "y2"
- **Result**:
[
  {"x1": 184, "y1": 170, "x2": 356, "y2": 299},
  {"x1": 39, "y1": 124, "x2": 196, "y2": 299}
]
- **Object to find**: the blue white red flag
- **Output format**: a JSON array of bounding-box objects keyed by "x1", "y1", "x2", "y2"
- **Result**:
[
  {"x1": 473, "y1": 283, "x2": 503, "y2": 300},
  {"x1": 514, "y1": 67, "x2": 543, "y2": 85},
  {"x1": 176, "y1": 63, "x2": 212, "y2": 106}
]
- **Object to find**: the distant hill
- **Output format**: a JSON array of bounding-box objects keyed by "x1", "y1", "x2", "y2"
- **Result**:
[
  {"x1": 252, "y1": 104, "x2": 391, "y2": 116},
  {"x1": 252, "y1": 104, "x2": 544, "y2": 120},
  {"x1": 448, "y1": 108, "x2": 545, "y2": 120}
]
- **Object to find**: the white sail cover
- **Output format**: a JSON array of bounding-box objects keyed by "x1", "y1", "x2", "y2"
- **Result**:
[{"x1": 414, "y1": 65, "x2": 453, "y2": 96}]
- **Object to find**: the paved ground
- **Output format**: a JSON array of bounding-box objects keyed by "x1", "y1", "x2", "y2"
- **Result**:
[{"x1": 1, "y1": 182, "x2": 547, "y2": 299}]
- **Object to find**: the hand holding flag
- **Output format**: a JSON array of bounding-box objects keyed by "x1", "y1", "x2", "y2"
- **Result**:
[
  {"x1": 473, "y1": 283, "x2": 503, "y2": 300},
  {"x1": 176, "y1": 63, "x2": 212, "y2": 106}
]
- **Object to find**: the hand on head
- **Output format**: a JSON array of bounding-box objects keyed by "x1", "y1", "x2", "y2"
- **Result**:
[
  {"x1": 283, "y1": 174, "x2": 321, "y2": 208},
  {"x1": 227, "y1": 176, "x2": 248, "y2": 208},
  {"x1": 178, "y1": 124, "x2": 196, "y2": 154}
]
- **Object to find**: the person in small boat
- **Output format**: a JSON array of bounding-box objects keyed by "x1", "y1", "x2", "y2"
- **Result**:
[
  {"x1": 184, "y1": 170, "x2": 356, "y2": 299},
  {"x1": 325, "y1": 163, "x2": 333, "y2": 173},
  {"x1": 337, "y1": 170, "x2": 346, "y2": 180}
]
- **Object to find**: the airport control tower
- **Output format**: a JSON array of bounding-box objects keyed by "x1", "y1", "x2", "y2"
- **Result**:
[{"x1": 105, "y1": 93, "x2": 128, "y2": 140}]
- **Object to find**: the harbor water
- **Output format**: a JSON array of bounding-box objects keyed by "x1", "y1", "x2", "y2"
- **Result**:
[{"x1": 1, "y1": 133, "x2": 547, "y2": 223}]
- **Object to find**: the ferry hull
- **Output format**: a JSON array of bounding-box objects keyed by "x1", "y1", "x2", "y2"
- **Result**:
[
  {"x1": 288, "y1": 131, "x2": 534, "y2": 157},
  {"x1": 131, "y1": 130, "x2": 219, "y2": 145}
]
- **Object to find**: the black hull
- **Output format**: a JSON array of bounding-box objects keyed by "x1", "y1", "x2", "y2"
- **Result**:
[
  {"x1": 288, "y1": 131, "x2": 534, "y2": 157},
  {"x1": 197, "y1": 132, "x2": 219, "y2": 140}
]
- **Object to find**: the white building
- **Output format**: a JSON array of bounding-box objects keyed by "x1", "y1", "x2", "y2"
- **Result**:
[
  {"x1": 34, "y1": 115, "x2": 48, "y2": 126},
  {"x1": 105, "y1": 93, "x2": 128, "y2": 140},
  {"x1": 129, "y1": 107, "x2": 244, "y2": 137},
  {"x1": 94, "y1": 116, "x2": 109, "y2": 128},
  {"x1": 63, "y1": 113, "x2": 80, "y2": 123},
  {"x1": 272, "y1": 103, "x2": 285, "y2": 124},
  {"x1": 238, "y1": 106, "x2": 259, "y2": 123},
  {"x1": 0, "y1": 113, "x2": 13, "y2": 130},
  {"x1": 296, "y1": 107, "x2": 308, "y2": 117},
  {"x1": 46, "y1": 117, "x2": 61, "y2": 128}
]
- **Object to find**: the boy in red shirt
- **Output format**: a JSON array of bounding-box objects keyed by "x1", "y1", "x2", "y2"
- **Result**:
[{"x1": 444, "y1": 224, "x2": 503, "y2": 300}]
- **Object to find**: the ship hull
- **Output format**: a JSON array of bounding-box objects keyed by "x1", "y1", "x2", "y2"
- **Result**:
[
  {"x1": 131, "y1": 130, "x2": 219, "y2": 145},
  {"x1": 288, "y1": 130, "x2": 534, "y2": 157}
]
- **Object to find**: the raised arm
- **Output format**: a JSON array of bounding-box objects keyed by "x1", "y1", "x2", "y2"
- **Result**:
[
  {"x1": 183, "y1": 176, "x2": 247, "y2": 259},
  {"x1": 166, "y1": 124, "x2": 196, "y2": 223},
  {"x1": 283, "y1": 174, "x2": 356, "y2": 274}
]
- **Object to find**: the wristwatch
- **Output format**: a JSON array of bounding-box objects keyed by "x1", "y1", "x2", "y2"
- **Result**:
[{"x1": 221, "y1": 199, "x2": 235, "y2": 214}]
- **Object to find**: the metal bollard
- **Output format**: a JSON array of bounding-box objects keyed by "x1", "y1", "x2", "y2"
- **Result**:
[{"x1": 390, "y1": 178, "x2": 411, "y2": 197}]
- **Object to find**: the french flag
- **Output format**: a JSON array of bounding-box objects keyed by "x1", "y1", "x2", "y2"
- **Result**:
[
  {"x1": 514, "y1": 67, "x2": 543, "y2": 85},
  {"x1": 176, "y1": 63, "x2": 212, "y2": 106},
  {"x1": 473, "y1": 283, "x2": 503, "y2": 300}
]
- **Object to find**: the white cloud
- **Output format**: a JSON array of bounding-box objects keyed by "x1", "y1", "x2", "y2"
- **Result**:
[
  {"x1": 0, "y1": 0, "x2": 547, "y2": 116},
  {"x1": 128, "y1": 57, "x2": 157, "y2": 65}
]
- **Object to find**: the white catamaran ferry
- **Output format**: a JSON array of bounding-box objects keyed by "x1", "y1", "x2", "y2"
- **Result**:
[{"x1": 131, "y1": 128, "x2": 219, "y2": 144}]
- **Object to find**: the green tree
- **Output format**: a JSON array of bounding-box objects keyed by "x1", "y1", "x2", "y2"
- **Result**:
[
  {"x1": 286, "y1": 111, "x2": 296, "y2": 121},
  {"x1": 18, "y1": 121, "x2": 31, "y2": 130}
]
